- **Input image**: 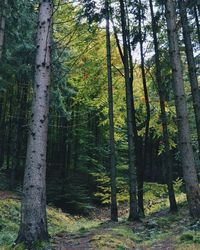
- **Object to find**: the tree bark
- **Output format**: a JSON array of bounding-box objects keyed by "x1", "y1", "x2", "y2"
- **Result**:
[
  {"x1": 197, "y1": 0, "x2": 200, "y2": 15},
  {"x1": 165, "y1": 0, "x2": 200, "y2": 218},
  {"x1": 179, "y1": 0, "x2": 200, "y2": 156},
  {"x1": 10, "y1": 82, "x2": 28, "y2": 189},
  {"x1": 137, "y1": 0, "x2": 150, "y2": 216},
  {"x1": 16, "y1": 0, "x2": 53, "y2": 245},
  {"x1": 149, "y1": 0, "x2": 177, "y2": 212},
  {"x1": 193, "y1": 6, "x2": 200, "y2": 43},
  {"x1": 105, "y1": 0, "x2": 118, "y2": 222},
  {"x1": 119, "y1": 0, "x2": 138, "y2": 221},
  {"x1": 0, "y1": 0, "x2": 7, "y2": 60},
  {"x1": 0, "y1": 0, "x2": 7, "y2": 169}
]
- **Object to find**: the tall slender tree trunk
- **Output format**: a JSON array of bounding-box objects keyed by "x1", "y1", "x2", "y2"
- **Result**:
[
  {"x1": 165, "y1": 0, "x2": 200, "y2": 218},
  {"x1": 119, "y1": 0, "x2": 138, "y2": 221},
  {"x1": 179, "y1": 0, "x2": 200, "y2": 156},
  {"x1": 137, "y1": 0, "x2": 150, "y2": 216},
  {"x1": 7, "y1": 94, "x2": 13, "y2": 169},
  {"x1": 0, "y1": 0, "x2": 7, "y2": 60},
  {"x1": 105, "y1": 0, "x2": 118, "y2": 222},
  {"x1": 112, "y1": 7, "x2": 140, "y2": 218},
  {"x1": 0, "y1": 0, "x2": 7, "y2": 169},
  {"x1": 193, "y1": 6, "x2": 200, "y2": 43},
  {"x1": 16, "y1": 0, "x2": 53, "y2": 245},
  {"x1": 197, "y1": 0, "x2": 200, "y2": 15},
  {"x1": 0, "y1": 93, "x2": 6, "y2": 169},
  {"x1": 10, "y1": 82, "x2": 28, "y2": 189},
  {"x1": 149, "y1": 0, "x2": 177, "y2": 212}
]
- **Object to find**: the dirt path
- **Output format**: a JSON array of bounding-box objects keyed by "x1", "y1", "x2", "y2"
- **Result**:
[
  {"x1": 54, "y1": 232, "x2": 175, "y2": 250},
  {"x1": 54, "y1": 232, "x2": 98, "y2": 250},
  {"x1": 151, "y1": 238, "x2": 174, "y2": 250},
  {"x1": 53, "y1": 221, "x2": 136, "y2": 250},
  {"x1": 52, "y1": 208, "x2": 178, "y2": 250}
]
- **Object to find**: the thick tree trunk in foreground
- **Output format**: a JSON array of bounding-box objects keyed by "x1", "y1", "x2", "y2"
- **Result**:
[
  {"x1": 165, "y1": 0, "x2": 200, "y2": 218},
  {"x1": 119, "y1": 0, "x2": 138, "y2": 221},
  {"x1": 105, "y1": 0, "x2": 118, "y2": 222},
  {"x1": 16, "y1": 0, "x2": 53, "y2": 245},
  {"x1": 149, "y1": 0, "x2": 177, "y2": 212},
  {"x1": 179, "y1": 0, "x2": 200, "y2": 156}
]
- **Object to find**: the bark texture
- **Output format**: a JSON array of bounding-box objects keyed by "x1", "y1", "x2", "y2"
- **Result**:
[
  {"x1": 0, "y1": 0, "x2": 7, "y2": 60},
  {"x1": 165, "y1": 0, "x2": 200, "y2": 218},
  {"x1": 149, "y1": 0, "x2": 177, "y2": 212},
  {"x1": 16, "y1": 0, "x2": 52, "y2": 245},
  {"x1": 194, "y1": 6, "x2": 200, "y2": 43},
  {"x1": 0, "y1": 0, "x2": 7, "y2": 168},
  {"x1": 119, "y1": 0, "x2": 138, "y2": 221},
  {"x1": 137, "y1": 0, "x2": 150, "y2": 216},
  {"x1": 179, "y1": 0, "x2": 200, "y2": 155},
  {"x1": 105, "y1": 0, "x2": 118, "y2": 222}
]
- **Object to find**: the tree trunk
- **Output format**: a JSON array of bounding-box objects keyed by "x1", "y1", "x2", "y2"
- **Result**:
[
  {"x1": 0, "y1": 0, "x2": 7, "y2": 169},
  {"x1": 197, "y1": 0, "x2": 200, "y2": 15},
  {"x1": 149, "y1": 0, "x2": 177, "y2": 212},
  {"x1": 10, "y1": 82, "x2": 28, "y2": 189},
  {"x1": 193, "y1": 6, "x2": 200, "y2": 43},
  {"x1": 16, "y1": 0, "x2": 52, "y2": 245},
  {"x1": 137, "y1": 0, "x2": 151, "y2": 216},
  {"x1": 105, "y1": 0, "x2": 118, "y2": 222},
  {"x1": 0, "y1": 92, "x2": 6, "y2": 169},
  {"x1": 179, "y1": 0, "x2": 200, "y2": 156},
  {"x1": 0, "y1": 0, "x2": 7, "y2": 60},
  {"x1": 119, "y1": 0, "x2": 138, "y2": 221},
  {"x1": 165, "y1": 0, "x2": 200, "y2": 218}
]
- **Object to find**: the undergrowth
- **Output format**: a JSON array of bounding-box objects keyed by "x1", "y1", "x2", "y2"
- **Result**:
[{"x1": 0, "y1": 182, "x2": 200, "y2": 249}]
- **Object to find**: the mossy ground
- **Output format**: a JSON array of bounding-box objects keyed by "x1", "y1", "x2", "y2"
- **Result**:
[{"x1": 0, "y1": 183, "x2": 200, "y2": 249}]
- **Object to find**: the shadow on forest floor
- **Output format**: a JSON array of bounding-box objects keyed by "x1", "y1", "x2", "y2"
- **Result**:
[
  {"x1": 0, "y1": 190, "x2": 200, "y2": 249},
  {"x1": 52, "y1": 203, "x2": 200, "y2": 250}
]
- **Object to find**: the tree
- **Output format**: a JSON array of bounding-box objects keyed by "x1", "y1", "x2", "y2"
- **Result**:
[
  {"x1": 149, "y1": 0, "x2": 177, "y2": 212},
  {"x1": 137, "y1": 0, "x2": 151, "y2": 216},
  {"x1": 165, "y1": 0, "x2": 200, "y2": 218},
  {"x1": 178, "y1": 0, "x2": 200, "y2": 156},
  {"x1": 105, "y1": 0, "x2": 118, "y2": 221},
  {"x1": 0, "y1": 0, "x2": 7, "y2": 169},
  {"x1": 0, "y1": 0, "x2": 7, "y2": 60},
  {"x1": 119, "y1": 0, "x2": 138, "y2": 221},
  {"x1": 16, "y1": 0, "x2": 53, "y2": 245}
]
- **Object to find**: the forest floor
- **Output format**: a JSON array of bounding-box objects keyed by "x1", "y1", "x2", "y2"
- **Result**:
[
  {"x1": 52, "y1": 204, "x2": 200, "y2": 250},
  {"x1": 0, "y1": 187, "x2": 200, "y2": 249}
]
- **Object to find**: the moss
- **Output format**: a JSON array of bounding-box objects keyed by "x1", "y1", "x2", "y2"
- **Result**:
[
  {"x1": 0, "y1": 185, "x2": 199, "y2": 250},
  {"x1": 180, "y1": 232, "x2": 194, "y2": 242},
  {"x1": 0, "y1": 199, "x2": 100, "y2": 248}
]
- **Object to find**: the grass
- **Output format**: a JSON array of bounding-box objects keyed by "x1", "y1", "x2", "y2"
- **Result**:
[
  {"x1": 0, "y1": 199, "x2": 101, "y2": 249},
  {"x1": 0, "y1": 182, "x2": 200, "y2": 249}
]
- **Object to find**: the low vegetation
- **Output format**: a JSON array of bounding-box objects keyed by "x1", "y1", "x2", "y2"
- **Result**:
[{"x1": 0, "y1": 183, "x2": 200, "y2": 249}]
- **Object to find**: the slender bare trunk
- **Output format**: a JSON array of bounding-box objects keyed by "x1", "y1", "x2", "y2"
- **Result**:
[
  {"x1": 105, "y1": 0, "x2": 118, "y2": 222},
  {"x1": 137, "y1": 0, "x2": 150, "y2": 216},
  {"x1": 16, "y1": 0, "x2": 53, "y2": 245},
  {"x1": 149, "y1": 0, "x2": 177, "y2": 212},
  {"x1": 179, "y1": 0, "x2": 200, "y2": 156},
  {"x1": 0, "y1": 0, "x2": 7, "y2": 60},
  {"x1": 119, "y1": 0, "x2": 138, "y2": 221},
  {"x1": 0, "y1": 0, "x2": 7, "y2": 169},
  {"x1": 193, "y1": 6, "x2": 200, "y2": 43},
  {"x1": 165, "y1": 0, "x2": 200, "y2": 218}
]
